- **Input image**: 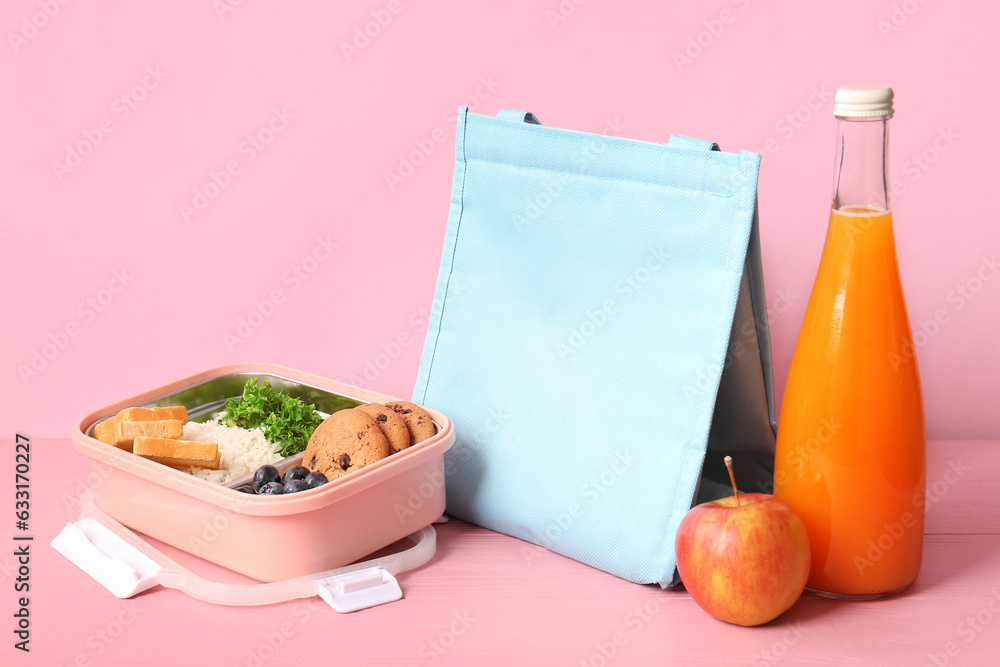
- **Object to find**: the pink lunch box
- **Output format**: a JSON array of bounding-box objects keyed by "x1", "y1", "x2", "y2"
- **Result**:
[{"x1": 70, "y1": 363, "x2": 454, "y2": 583}]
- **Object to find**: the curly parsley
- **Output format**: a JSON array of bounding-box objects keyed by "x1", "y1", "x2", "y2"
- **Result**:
[{"x1": 221, "y1": 378, "x2": 322, "y2": 457}]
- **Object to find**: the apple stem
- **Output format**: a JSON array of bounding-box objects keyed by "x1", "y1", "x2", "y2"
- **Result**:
[{"x1": 724, "y1": 456, "x2": 740, "y2": 507}]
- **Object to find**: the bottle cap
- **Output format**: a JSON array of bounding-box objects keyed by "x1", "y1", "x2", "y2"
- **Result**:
[{"x1": 833, "y1": 86, "x2": 893, "y2": 117}]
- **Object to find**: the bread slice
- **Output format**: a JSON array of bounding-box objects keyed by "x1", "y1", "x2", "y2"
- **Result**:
[
  {"x1": 133, "y1": 437, "x2": 220, "y2": 469},
  {"x1": 95, "y1": 406, "x2": 189, "y2": 441},
  {"x1": 99, "y1": 419, "x2": 184, "y2": 452}
]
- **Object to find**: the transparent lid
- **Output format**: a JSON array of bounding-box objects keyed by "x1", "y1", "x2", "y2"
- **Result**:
[
  {"x1": 51, "y1": 489, "x2": 438, "y2": 609},
  {"x1": 834, "y1": 87, "x2": 894, "y2": 118}
]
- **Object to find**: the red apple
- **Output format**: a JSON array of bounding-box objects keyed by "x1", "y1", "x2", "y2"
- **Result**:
[{"x1": 675, "y1": 457, "x2": 810, "y2": 626}]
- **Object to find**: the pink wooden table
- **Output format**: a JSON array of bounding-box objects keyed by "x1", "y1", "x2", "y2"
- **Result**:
[{"x1": 5, "y1": 438, "x2": 999, "y2": 666}]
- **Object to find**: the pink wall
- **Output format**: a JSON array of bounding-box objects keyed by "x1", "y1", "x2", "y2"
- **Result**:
[{"x1": 2, "y1": 1, "x2": 997, "y2": 440}]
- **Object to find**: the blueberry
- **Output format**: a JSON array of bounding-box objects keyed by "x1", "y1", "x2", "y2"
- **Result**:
[
  {"x1": 253, "y1": 465, "x2": 281, "y2": 492},
  {"x1": 304, "y1": 471, "x2": 328, "y2": 489},
  {"x1": 259, "y1": 481, "x2": 284, "y2": 495},
  {"x1": 234, "y1": 484, "x2": 256, "y2": 494},
  {"x1": 283, "y1": 479, "x2": 310, "y2": 494},
  {"x1": 283, "y1": 465, "x2": 309, "y2": 483}
]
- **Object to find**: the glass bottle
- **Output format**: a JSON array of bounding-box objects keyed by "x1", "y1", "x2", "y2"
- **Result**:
[{"x1": 773, "y1": 87, "x2": 926, "y2": 600}]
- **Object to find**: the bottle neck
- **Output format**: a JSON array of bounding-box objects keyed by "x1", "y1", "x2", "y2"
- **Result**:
[{"x1": 831, "y1": 115, "x2": 891, "y2": 212}]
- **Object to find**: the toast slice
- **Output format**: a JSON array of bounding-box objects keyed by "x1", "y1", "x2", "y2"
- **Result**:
[
  {"x1": 133, "y1": 437, "x2": 220, "y2": 469},
  {"x1": 99, "y1": 419, "x2": 184, "y2": 452},
  {"x1": 94, "y1": 406, "x2": 189, "y2": 441}
]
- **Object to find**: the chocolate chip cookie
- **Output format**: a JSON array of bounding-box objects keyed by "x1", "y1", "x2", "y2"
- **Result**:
[
  {"x1": 355, "y1": 403, "x2": 412, "y2": 453},
  {"x1": 302, "y1": 408, "x2": 391, "y2": 480},
  {"x1": 384, "y1": 401, "x2": 437, "y2": 445}
]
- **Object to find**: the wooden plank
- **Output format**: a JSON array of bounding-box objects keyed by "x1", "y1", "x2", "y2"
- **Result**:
[
  {"x1": 7, "y1": 438, "x2": 999, "y2": 665},
  {"x1": 926, "y1": 440, "x2": 1000, "y2": 535}
]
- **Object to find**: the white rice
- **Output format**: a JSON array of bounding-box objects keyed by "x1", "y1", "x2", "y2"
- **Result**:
[{"x1": 179, "y1": 420, "x2": 283, "y2": 484}]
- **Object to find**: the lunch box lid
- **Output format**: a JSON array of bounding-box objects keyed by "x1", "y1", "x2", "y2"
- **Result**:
[{"x1": 52, "y1": 490, "x2": 438, "y2": 611}]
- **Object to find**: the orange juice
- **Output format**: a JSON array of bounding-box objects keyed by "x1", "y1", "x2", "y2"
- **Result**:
[{"x1": 774, "y1": 205, "x2": 925, "y2": 598}]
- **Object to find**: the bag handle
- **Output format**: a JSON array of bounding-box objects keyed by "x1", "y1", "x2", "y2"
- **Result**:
[
  {"x1": 495, "y1": 110, "x2": 718, "y2": 152},
  {"x1": 496, "y1": 109, "x2": 541, "y2": 124},
  {"x1": 667, "y1": 134, "x2": 720, "y2": 151}
]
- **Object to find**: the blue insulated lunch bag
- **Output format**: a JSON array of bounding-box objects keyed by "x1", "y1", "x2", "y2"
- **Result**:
[{"x1": 414, "y1": 108, "x2": 776, "y2": 586}]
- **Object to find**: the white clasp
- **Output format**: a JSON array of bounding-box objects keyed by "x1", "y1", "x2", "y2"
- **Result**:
[
  {"x1": 51, "y1": 518, "x2": 162, "y2": 598},
  {"x1": 316, "y1": 566, "x2": 402, "y2": 613}
]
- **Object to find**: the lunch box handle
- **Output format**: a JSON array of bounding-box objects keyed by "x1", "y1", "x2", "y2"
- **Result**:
[
  {"x1": 53, "y1": 490, "x2": 437, "y2": 610},
  {"x1": 157, "y1": 525, "x2": 435, "y2": 608}
]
